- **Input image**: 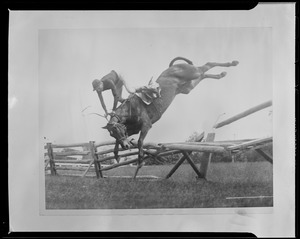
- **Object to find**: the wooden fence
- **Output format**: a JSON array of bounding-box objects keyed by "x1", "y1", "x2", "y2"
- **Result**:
[
  {"x1": 45, "y1": 100, "x2": 273, "y2": 179},
  {"x1": 44, "y1": 139, "x2": 190, "y2": 178},
  {"x1": 197, "y1": 100, "x2": 273, "y2": 178}
]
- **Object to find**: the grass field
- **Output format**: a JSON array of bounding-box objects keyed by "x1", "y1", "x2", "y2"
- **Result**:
[{"x1": 45, "y1": 161, "x2": 273, "y2": 209}]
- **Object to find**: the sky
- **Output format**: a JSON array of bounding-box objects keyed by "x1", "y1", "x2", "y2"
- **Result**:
[{"x1": 39, "y1": 27, "x2": 272, "y2": 144}]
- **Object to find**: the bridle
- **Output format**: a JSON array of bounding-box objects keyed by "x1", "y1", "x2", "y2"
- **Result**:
[
  {"x1": 109, "y1": 112, "x2": 122, "y2": 123},
  {"x1": 107, "y1": 112, "x2": 128, "y2": 143}
]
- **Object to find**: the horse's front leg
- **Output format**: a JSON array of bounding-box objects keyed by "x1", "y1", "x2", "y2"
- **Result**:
[
  {"x1": 114, "y1": 141, "x2": 120, "y2": 163},
  {"x1": 133, "y1": 124, "x2": 151, "y2": 178}
]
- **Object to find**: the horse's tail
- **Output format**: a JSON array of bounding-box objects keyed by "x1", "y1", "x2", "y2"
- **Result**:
[
  {"x1": 118, "y1": 73, "x2": 135, "y2": 94},
  {"x1": 169, "y1": 57, "x2": 193, "y2": 67}
]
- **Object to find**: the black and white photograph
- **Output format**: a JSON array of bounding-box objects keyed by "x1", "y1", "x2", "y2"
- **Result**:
[
  {"x1": 8, "y1": 4, "x2": 295, "y2": 236},
  {"x1": 40, "y1": 26, "x2": 273, "y2": 210}
]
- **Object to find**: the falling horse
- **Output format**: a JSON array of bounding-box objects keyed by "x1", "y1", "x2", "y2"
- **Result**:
[{"x1": 102, "y1": 57, "x2": 239, "y2": 178}]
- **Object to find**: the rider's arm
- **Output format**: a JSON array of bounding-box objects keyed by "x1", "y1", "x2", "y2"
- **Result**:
[
  {"x1": 112, "y1": 98, "x2": 118, "y2": 112},
  {"x1": 111, "y1": 84, "x2": 119, "y2": 111},
  {"x1": 97, "y1": 91, "x2": 108, "y2": 115}
]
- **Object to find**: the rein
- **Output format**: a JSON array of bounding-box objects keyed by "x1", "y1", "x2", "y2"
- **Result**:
[
  {"x1": 109, "y1": 96, "x2": 134, "y2": 124},
  {"x1": 109, "y1": 112, "x2": 123, "y2": 123}
]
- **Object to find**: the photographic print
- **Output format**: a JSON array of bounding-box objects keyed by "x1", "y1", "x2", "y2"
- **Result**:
[
  {"x1": 8, "y1": 5, "x2": 295, "y2": 236},
  {"x1": 40, "y1": 26, "x2": 273, "y2": 210}
]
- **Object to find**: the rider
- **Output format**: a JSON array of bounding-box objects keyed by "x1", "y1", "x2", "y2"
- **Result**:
[{"x1": 92, "y1": 70, "x2": 126, "y2": 117}]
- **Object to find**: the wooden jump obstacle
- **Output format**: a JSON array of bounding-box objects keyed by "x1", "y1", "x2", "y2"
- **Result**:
[
  {"x1": 44, "y1": 140, "x2": 176, "y2": 178},
  {"x1": 156, "y1": 100, "x2": 273, "y2": 179},
  {"x1": 196, "y1": 100, "x2": 273, "y2": 179},
  {"x1": 44, "y1": 100, "x2": 273, "y2": 179}
]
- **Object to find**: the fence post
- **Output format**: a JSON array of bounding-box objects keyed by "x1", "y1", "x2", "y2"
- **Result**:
[
  {"x1": 198, "y1": 133, "x2": 215, "y2": 179},
  {"x1": 165, "y1": 131, "x2": 205, "y2": 179},
  {"x1": 255, "y1": 148, "x2": 273, "y2": 164},
  {"x1": 165, "y1": 153, "x2": 186, "y2": 179},
  {"x1": 46, "y1": 142, "x2": 56, "y2": 176},
  {"x1": 89, "y1": 141, "x2": 103, "y2": 178}
]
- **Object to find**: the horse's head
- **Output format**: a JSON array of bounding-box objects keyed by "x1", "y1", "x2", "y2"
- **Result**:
[{"x1": 102, "y1": 122, "x2": 131, "y2": 149}]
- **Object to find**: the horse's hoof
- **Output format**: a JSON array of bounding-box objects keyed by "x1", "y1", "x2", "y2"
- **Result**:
[
  {"x1": 232, "y1": 61, "x2": 239, "y2": 66},
  {"x1": 139, "y1": 161, "x2": 146, "y2": 168},
  {"x1": 221, "y1": 72, "x2": 227, "y2": 77}
]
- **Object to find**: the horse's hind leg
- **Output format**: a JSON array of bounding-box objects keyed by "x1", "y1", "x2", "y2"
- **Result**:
[
  {"x1": 176, "y1": 60, "x2": 239, "y2": 94},
  {"x1": 202, "y1": 72, "x2": 227, "y2": 80},
  {"x1": 199, "y1": 61, "x2": 239, "y2": 73},
  {"x1": 183, "y1": 71, "x2": 228, "y2": 93}
]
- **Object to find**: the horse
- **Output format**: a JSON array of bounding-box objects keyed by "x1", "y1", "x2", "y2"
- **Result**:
[{"x1": 102, "y1": 57, "x2": 239, "y2": 178}]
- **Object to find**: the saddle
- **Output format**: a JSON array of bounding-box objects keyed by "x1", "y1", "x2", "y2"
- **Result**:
[{"x1": 134, "y1": 79, "x2": 161, "y2": 105}]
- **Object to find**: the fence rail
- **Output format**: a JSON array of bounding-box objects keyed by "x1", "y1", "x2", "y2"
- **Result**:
[
  {"x1": 214, "y1": 100, "x2": 272, "y2": 129},
  {"x1": 45, "y1": 100, "x2": 273, "y2": 179}
]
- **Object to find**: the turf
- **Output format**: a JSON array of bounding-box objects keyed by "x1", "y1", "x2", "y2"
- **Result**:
[{"x1": 45, "y1": 162, "x2": 273, "y2": 209}]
